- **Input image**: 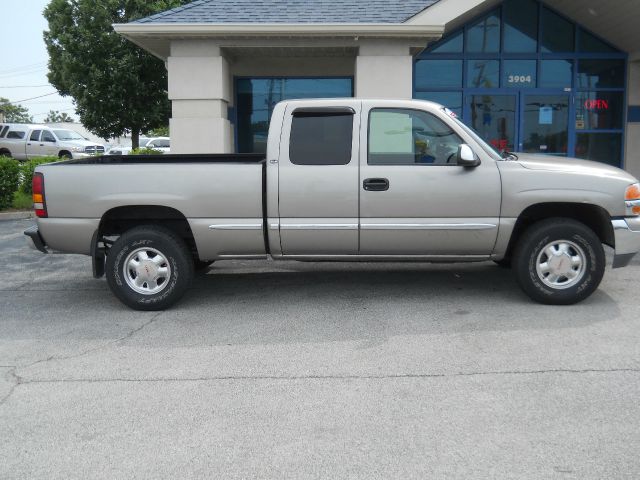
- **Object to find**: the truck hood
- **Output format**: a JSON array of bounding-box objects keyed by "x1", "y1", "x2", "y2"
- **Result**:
[
  {"x1": 59, "y1": 139, "x2": 103, "y2": 148},
  {"x1": 515, "y1": 153, "x2": 637, "y2": 183}
]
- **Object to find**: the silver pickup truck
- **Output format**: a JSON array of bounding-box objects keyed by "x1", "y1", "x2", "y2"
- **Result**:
[{"x1": 25, "y1": 99, "x2": 640, "y2": 310}]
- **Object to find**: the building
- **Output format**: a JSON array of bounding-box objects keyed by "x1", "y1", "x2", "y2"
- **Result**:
[{"x1": 114, "y1": 0, "x2": 640, "y2": 176}]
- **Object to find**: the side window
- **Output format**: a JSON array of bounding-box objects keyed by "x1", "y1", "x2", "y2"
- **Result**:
[
  {"x1": 289, "y1": 110, "x2": 353, "y2": 165},
  {"x1": 41, "y1": 130, "x2": 56, "y2": 142},
  {"x1": 0, "y1": 126, "x2": 8, "y2": 138},
  {"x1": 7, "y1": 131, "x2": 25, "y2": 139},
  {"x1": 30, "y1": 130, "x2": 41, "y2": 142},
  {"x1": 368, "y1": 108, "x2": 463, "y2": 165}
]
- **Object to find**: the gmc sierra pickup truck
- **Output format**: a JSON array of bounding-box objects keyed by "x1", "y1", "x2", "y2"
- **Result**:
[{"x1": 24, "y1": 99, "x2": 640, "y2": 310}]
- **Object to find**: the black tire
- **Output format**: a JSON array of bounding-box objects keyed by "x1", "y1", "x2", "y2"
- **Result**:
[
  {"x1": 513, "y1": 218, "x2": 605, "y2": 305},
  {"x1": 105, "y1": 226, "x2": 194, "y2": 310},
  {"x1": 59, "y1": 151, "x2": 72, "y2": 160}
]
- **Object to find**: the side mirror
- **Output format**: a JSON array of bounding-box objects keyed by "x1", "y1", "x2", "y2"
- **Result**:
[{"x1": 457, "y1": 144, "x2": 481, "y2": 167}]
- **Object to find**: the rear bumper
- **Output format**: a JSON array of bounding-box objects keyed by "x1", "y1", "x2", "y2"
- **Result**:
[
  {"x1": 24, "y1": 225, "x2": 47, "y2": 253},
  {"x1": 612, "y1": 218, "x2": 640, "y2": 268}
]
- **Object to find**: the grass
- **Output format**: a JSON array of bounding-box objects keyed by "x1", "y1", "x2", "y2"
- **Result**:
[{"x1": 12, "y1": 191, "x2": 32, "y2": 210}]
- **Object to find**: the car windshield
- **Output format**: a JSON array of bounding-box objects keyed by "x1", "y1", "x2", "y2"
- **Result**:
[
  {"x1": 53, "y1": 129, "x2": 85, "y2": 141},
  {"x1": 440, "y1": 108, "x2": 503, "y2": 161}
]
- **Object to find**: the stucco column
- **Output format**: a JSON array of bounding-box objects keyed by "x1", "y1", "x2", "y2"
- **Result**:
[
  {"x1": 625, "y1": 54, "x2": 640, "y2": 178},
  {"x1": 355, "y1": 40, "x2": 413, "y2": 99},
  {"x1": 168, "y1": 40, "x2": 232, "y2": 154}
]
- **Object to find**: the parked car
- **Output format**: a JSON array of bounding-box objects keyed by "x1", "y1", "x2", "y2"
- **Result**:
[
  {"x1": 25, "y1": 99, "x2": 640, "y2": 310},
  {"x1": 0, "y1": 124, "x2": 105, "y2": 160},
  {"x1": 108, "y1": 137, "x2": 171, "y2": 155}
]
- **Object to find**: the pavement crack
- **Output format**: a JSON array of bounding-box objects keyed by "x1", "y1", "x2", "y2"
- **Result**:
[
  {"x1": 0, "y1": 367, "x2": 21, "y2": 407},
  {"x1": 17, "y1": 312, "x2": 164, "y2": 371},
  {"x1": 17, "y1": 367, "x2": 640, "y2": 386}
]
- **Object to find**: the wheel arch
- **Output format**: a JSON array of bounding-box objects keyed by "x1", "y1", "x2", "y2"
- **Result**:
[{"x1": 503, "y1": 202, "x2": 614, "y2": 261}]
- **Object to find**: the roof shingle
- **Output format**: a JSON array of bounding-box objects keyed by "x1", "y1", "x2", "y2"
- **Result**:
[{"x1": 132, "y1": 0, "x2": 437, "y2": 24}]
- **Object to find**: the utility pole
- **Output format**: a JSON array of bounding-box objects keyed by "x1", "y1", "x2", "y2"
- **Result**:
[{"x1": 0, "y1": 109, "x2": 5, "y2": 123}]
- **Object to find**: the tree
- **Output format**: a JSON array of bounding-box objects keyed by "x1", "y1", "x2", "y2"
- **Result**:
[
  {"x1": 44, "y1": 110, "x2": 74, "y2": 123},
  {"x1": 43, "y1": 0, "x2": 190, "y2": 148},
  {"x1": 0, "y1": 97, "x2": 34, "y2": 123},
  {"x1": 146, "y1": 125, "x2": 169, "y2": 137}
]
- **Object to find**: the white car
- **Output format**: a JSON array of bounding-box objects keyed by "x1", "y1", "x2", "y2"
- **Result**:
[
  {"x1": 108, "y1": 137, "x2": 170, "y2": 155},
  {"x1": 0, "y1": 124, "x2": 105, "y2": 160}
]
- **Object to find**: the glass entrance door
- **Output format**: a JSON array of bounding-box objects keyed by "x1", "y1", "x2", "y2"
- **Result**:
[
  {"x1": 520, "y1": 94, "x2": 570, "y2": 156},
  {"x1": 465, "y1": 93, "x2": 517, "y2": 153}
]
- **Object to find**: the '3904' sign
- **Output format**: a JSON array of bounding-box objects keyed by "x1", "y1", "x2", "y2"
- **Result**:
[{"x1": 507, "y1": 75, "x2": 533, "y2": 84}]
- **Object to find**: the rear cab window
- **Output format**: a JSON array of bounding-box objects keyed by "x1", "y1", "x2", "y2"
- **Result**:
[{"x1": 289, "y1": 108, "x2": 354, "y2": 165}]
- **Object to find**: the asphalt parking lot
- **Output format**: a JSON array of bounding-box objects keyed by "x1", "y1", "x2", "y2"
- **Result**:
[{"x1": 1, "y1": 217, "x2": 640, "y2": 479}]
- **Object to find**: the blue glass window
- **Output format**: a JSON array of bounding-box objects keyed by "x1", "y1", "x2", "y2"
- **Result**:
[
  {"x1": 467, "y1": 60, "x2": 499, "y2": 88},
  {"x1": 579, "y1": 29, "x2": 618, "y2": 53},
  {"x1": 236, "y1": 77, "x2": 352, "y2": 153},
  {"x1": 575, "y1": 92, "x2": 624, "y2": 130},
  {"x1": 415, "y1": 60, "x2": 463, "y2": 89},
  {"x1": 466, "y1": 11, "x2": 500, "y2": 53},
  {"x1": 428, "y1": 32, "x2": 463, "y2": 53},
  {"x1": 503, "y1": 0, "x2": 538, "y2": 53},
  {"x1": 577, "y1": 60, "x2": 625, "y2": 89},
  {"x1": 576, "y1": 133, "x2": 622, "y2": 167},
  {"x1": 541, "y1": 7, "x2": 574, "y2": 52},
  {"x1": 539, "y1": 60, "x2": 573, "y2": 89},
  {"x1": 502, "y1": 60, "x2": 536, "y2": 88},
  {"x1": 414, "y1": 91, "x2": 463, "y2": 117}
]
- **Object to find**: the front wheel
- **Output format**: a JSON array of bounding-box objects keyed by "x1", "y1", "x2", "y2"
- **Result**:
[
  {"x1": 105, "y1": 226, "x2": 194, "y2": 310},
  {"x1": 513, "y1": 218, "x2": 605, "y2": 305}
]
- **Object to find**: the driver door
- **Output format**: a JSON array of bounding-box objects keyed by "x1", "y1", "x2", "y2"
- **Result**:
[{"x1": 359, "y1": 102, "x2": 502, "y2": 255}]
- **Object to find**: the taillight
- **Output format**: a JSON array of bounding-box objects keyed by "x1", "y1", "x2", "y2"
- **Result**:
[{"x1": 32, "y1": 172, "x2": 47, "y2": 218}]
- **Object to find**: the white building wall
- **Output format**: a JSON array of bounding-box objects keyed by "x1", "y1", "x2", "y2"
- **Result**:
[{"x1": 355, "y1": 40, "x2": 413, "y2": 99}]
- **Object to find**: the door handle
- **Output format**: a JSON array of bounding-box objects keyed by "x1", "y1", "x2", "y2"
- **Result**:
[
  {"x1": 39, "y1": 143, "x2": 44, "y2": 146},
  {"x1": 363, "y1": 178, "x2": 389, "y2": 192}
]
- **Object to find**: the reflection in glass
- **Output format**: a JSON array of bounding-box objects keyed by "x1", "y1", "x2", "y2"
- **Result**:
[
  {"x1": 541, "y1": 7, "x2": 575, "y2": 52},
  {"x1": 467, "y1": 95, "x2": 516, "y2": 152},
  {"x1": 503, "y1": 0, "x2": 538, "y2": 52},
  {"x1": 236, "y1": 78, "x2": 352, "y2": 153},
  {"x1": 467, "y1": 60, "x2": 499, "y2": 88},
  {"x1": 466, "y1": 11, "x2": 500, "y2": 53},
  {"x1": 522, "y1": 95, "x2": 569, "y2": 155},
  {"x1": 575, "y1": 92, "x2": 624, "y2": 130},
  {"x1": 503, "y1": 60, "x2": 536, "y2": 88},
  {"x1": 539, "y1": 60, "x2": 572, "y2": 89},
  {"x1": 414, "y1": 91, "x2": 463, "y2": 117},
  {"x1": 576, "y1": 133, "x2": 622, "y2": 166},
  {"x1": 414, "y1": 60, "x2": 463, "y2": 89},
  {"x1": 577, "y1": 60, "x2": 625, "y2": 89}
]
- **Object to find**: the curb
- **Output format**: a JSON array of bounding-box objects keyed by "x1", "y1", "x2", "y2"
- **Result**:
[{"x1": 0, "y1": 211, "x2": 34, "y2": 221}]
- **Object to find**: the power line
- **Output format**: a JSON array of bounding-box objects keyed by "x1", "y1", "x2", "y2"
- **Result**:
[
  {"x1": 8, "y1": 92, "x2": 58, "y2": 104},
  {"x1": 0, "y1": 62, "x2": 47, "y2": 75}
]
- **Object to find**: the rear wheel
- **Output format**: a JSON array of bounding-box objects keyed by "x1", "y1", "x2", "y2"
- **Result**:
[
  {"x1": 105, "y1": 226, "x2": 193, "y2": 310},
  {"x1": 513, "y1": 218, "x2": 605, "y2": 305}
]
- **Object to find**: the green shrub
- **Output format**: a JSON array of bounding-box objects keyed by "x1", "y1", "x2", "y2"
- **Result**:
[
  {"x1": 130, "y1": 147, "x2": 163, "y2": 155},
  {"x1": 12, "y1": 190, "x2": 33, "y2": 210},
  {"x1": 20, "y1": 156, "x2": 58, "y2": 194},
  {"x1": 0, "y1": 157, "x2": 21, "y2": 210}
]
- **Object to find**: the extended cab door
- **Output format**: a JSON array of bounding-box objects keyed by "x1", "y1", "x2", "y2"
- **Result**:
[
  {"x1": 277, "y1": 101, "x2": 360, "y2": 255},
  {"x1": 25, "y1": 129, "x2": 42, "y2": 159},
  {"x1": 359, "y1": 102, "x2": 501, "y2": 256}
]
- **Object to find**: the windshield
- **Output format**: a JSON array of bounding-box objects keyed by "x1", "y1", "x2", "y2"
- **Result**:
[
  {"x1": 439, "y1": 108, "x2": 503, "y2": 161},
  {"x1": 53, "y1": 129, "x2": 85, "y2": 141}
]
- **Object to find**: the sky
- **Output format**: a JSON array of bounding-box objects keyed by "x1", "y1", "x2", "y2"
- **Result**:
[{"x1": 0, "y1": 0, "x2": 77, "y2": 122}]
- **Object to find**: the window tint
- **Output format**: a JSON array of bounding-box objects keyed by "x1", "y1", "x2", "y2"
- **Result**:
[
  {"x1": 289, "y1": 112, "x2": 353, "y2": 165},
  {"x1": 576, "y1": 133, "x2": 622, "y2": 167},
  {"x1": 6, "y1": 131, "x2": 25, "y2": 139},
  {"x1": 368, "y1": 109, "x2": 463, "y2": 165},
  {"x1": 0, "y1": 126, "x2": 8, "y2": 138},
  {"x1": 503, "y1": 0, "x2": 538, "y2": 53},
  {"x1": 428, "y1": 32, "x2": 463, "y2": 53},
  {"x1": 577, "y1": 60, "x2": 625, "y2": 89},
  {"x1": 415, "y1": 60, "x2": 463, "y2": 89},
  {"x1": 575, "y1": 91, "x2": 624, "y2": 130},
  {"x1": 466, "y1": 11, "x2": 500, "y2": 53},
  {"x1": 539, "y1": 60, "x2": 573, "y2": 89},
  {"x1": 30, "y1": 130, "x2": 41, "y2": 142},
  {"x1": 41, "y1": 130, "x2": 56, "y2": 142},
  {"x1": 579, "y1": 29, "x2": 618, "y2": 53},
  {"x1": 541, "y1": 7, "x2": 574, "y2": 52}
]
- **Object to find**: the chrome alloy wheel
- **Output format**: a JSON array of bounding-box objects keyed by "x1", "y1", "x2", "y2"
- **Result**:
[
  {"x1": 535, "y1": 240, "x2": 586, "y2": 290},
  {"x1": 123, "y1": 247, "x2": 172, "y2": 295}
]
